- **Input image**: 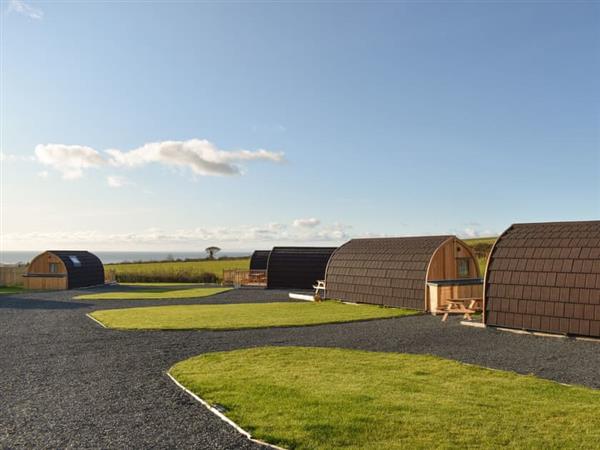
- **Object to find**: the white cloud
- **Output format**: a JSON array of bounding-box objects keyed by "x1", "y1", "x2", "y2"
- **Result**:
[
  {"x1": 35, "y1": 144, "x2": 105, "y2": 179},
  {"x1": 106, "y1": 175, "x2": 132, "y2": 188},
  {"x1": 454, "y1": 225, "x2": 496, "y2": 239},
  {"x1": 7, "y1": 0, "x2": 43, "y2": 20},
  {"x1": 37, "y1": 170, "x2": 49, "y2": 179},
  {"x1": 106, "y1": 139, "x2": 284, "y2": 176},
  {"x1": 293, "y1": 217, "x2": 321, "y2": 228},
  {"x1": 2, "y1": 221, "x2": 353, "y2": 250},
  {"x1": 33, "y1": 139, "x2": 283, "y2": 180}
]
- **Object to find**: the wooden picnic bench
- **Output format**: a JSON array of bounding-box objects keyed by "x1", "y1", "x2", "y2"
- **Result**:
[{"x1": 437, "y1": 297, "x2": 482, "y2": 322}]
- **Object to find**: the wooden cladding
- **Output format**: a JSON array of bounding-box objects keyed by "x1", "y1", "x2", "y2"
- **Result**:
[{"x1": 484, "y1": 221, "x2": 600, "y2": 338}]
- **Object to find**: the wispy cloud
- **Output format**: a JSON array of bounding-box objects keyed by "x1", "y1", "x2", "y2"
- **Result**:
[
  {"x1": 7, "y1": 0, "x2": 44, "y2": 20},
  {"x1": 451, "y1": 222, "x2": 497, "y2": 239},
  {"x1": 106, "y1": 139, "x2": 284, "y2": 176},
  {"x1": 2, "y1": 221, "x2": 353, "y2": 250},
  {"x1": 1, "y1": 151, "x2": 34, "y2": 163},
  {"x1": 106, "y1": 175, "x2": 132, "y2": 188},
  {"x1": 293, "y1": 217, "x2": 321, "y2": 228},
  {"x1": 35, "y1": 144, "x2": 105, "y2": 179},
  {"x1": 34, "y1": 139, "x2": 284, "y2": 180}
]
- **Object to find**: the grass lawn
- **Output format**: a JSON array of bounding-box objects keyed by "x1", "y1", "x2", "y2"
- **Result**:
[
  {"x1": 89, "y1": 301, "x2": 417, "y2": 330},
  {"x1": 0, "y1": 286, "x2": 26, "y2": 295},
  {"x1": 75, "y1": 287, "x2": 231, "y2": 300},
  {"x1": 105, "y1": 258, "x2": 249, "y2": 283},
  {"x1": 170, "y1": 347, "x2": 600, "y2": 450}
]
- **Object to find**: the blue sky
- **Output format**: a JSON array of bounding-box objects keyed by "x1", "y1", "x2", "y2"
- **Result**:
[{"x1": 1, "y1": 0, "x2": 599, "y2": 251}]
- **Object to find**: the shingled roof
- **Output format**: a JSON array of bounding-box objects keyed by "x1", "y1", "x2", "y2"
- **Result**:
[
  {"x1": 484, "y1": 221, "x2": 600, "y2": 338},
  {"x1": 325, "y1": 236, "x2": 452, "y2": 310}
]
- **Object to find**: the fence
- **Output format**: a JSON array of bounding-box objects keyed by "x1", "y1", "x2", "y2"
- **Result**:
[
  {"x1": 222, "y1": 269, "x2": 267, "y2": 287},
  {"x1": 0, "y1": 265, "x2": 28, "y2": 286},
  {"x1": 105, "y1": 268, "x2": 117, "y2": 284}
]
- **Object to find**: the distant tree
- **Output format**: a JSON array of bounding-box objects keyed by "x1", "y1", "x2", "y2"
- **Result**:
[
  {"x1": 205, "y1": 246, "x2": 221, "y2": 260},
  {"x1": 166, "y1": 253, "x2": 174, "y2": 261}
]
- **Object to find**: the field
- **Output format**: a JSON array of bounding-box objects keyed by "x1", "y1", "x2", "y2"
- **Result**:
[
  {"x1": 463, "y1": 236, "x2": 497, "y2": 274},
  {"x1": 105, "y1": 258, "x2": 249, "y2": 283},
  {"x1": 89, "y1": 301, "x2": 418, "y2": 330},
  {"x1": 170, "y1": 346, "x2": 600, "y2": 450},
  {"x1": 462, "y1": 237, "x2": 497, "y2": 247}
]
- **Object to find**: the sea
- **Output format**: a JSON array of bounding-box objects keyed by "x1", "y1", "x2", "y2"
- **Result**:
[{"x1": 0, "y1": 251, "x2": 252, "y2": 265}]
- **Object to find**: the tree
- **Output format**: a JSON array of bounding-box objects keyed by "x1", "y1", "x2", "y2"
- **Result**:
[{"x1": 205, "y1": 246, "x2": 221, "y2": 260}]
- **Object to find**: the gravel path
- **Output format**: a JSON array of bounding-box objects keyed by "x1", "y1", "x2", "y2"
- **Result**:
[{"x1": 1, "y1": 287, "x2": 599, "y2": 449}]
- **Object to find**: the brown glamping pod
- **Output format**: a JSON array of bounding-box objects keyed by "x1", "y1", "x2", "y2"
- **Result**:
[
  {"x1": 266, "y1": 247, "x2": 337, "y2": 289},
  {"x1": 325, "y1": 236, "x2": 481, "y2": 311},
  {"x1": 484, "y1": 221, "x2": 600, "y2": 338},
  {"x1": 23, "y1": 250, "x2": 105, "y2": 290}
]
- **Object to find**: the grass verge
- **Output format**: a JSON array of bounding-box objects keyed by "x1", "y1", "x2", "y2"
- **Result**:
[
  {"x1": 170, "y1": 346, "x2": 600, "y2": 450},
  {"x1": 89, "y1": 301, "x2": 417, "y2": 330},
  {"x1": 0, "y1": 286, "x2": 26, "y2": 295},
  {"x1": 75, "y1": 287, "x2": 231, "y2": 300}
]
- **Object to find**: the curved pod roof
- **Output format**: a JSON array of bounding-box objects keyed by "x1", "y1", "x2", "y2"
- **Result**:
[
  {"x1": 266, "y1": 247, "x2": 337, "y2": 289},
  {"x1": 325, "y1": 236, "x2": 479, "y2": 310},
  {"x1": 484, "y1": 221, "x2": 600, "y2": 338},
  {"x1": 249, "y1": 250, "x2": 270, "y2": 271}
]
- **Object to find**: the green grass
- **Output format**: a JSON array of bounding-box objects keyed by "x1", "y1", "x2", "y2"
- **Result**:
[
  {"x1": 0, "y1": 286, "x2": 26, "y2": 295},
  {"x1": 75, "y1": 287, "x2": 231, "y2": 300},
  {"x1": 476, "y1": 256, "x2": 488, "y2": 276},
  {"x1": 170, "y1": 347, "x2": 600, "y2": 450},
  {"x1": 105, "y1": 258, "x2": 250, "y2": 283},
  {"x1": 464, "y1": 236, "x2": 497, "y2": 275},
  {"x1": 89, "y1": 301, "x2": 417, "y2": 330},
  {"x1": 462, "y1": 236, "x2": 497, "y2": 246}
]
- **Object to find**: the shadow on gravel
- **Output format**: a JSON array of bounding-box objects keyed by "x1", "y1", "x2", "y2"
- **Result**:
[{"x1": 0, "y1": 297, "x2": 89, "y2": 310}]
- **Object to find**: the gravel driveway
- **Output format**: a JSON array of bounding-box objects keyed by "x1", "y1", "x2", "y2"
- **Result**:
[{"x1": 1, "y1": 287, "x2": 598, "y2": 449}]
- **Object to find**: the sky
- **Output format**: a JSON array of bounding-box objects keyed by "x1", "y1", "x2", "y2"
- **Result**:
[{"x1": 1, "y1": 0, "x2": 599, "y2": 252}]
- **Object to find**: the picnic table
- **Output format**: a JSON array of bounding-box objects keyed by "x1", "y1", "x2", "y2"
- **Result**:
[{"x1": 438, "y1": 297, "x2": 482, "y2": 322}]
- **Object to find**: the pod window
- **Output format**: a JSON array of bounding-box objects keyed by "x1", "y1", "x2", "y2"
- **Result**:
[
  {"x1": 457, "y1": 258, "x2": 470, "y2": 278},
  {"x1": 69, "y1": 255, "x2": 82, "y2": 267}
]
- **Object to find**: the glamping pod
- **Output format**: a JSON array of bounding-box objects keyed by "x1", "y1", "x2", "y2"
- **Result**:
[
  {"x1": 484, "y1": 221, "x2": 600, "y2": 338},
  {"x1": 249, "y1": 250, "x2": 270, "y2": 270},
  {"x1": 267, "y1": 247, "x2": 337, "y2": 289},
  {"x1": 23, "y1": 250, "x2": 105, "y2": 290},
  {"x1": 325, "y1": 236, "x2": 481, "y2": 311}
]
